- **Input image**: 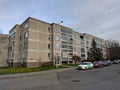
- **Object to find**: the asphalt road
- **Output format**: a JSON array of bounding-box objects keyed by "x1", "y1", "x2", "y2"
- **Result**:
[{"x1": 0, "y1": 64, "x2": 120, "y2": 90}]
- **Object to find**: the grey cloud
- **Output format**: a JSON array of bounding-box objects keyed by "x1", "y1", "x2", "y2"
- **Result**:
[
  {"x1": 66, "y1": 0, "x2": 120, "y2": 41},
  {"x1": 0, "y1": 0, "x2": 120, "y2": 41}
]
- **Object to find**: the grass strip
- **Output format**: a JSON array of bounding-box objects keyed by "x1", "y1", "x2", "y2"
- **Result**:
[{"x1": 0, "y1": 66, "x2": 68, "y2": 75}]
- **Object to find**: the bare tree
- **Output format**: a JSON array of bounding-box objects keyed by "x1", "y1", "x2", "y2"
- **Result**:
[
  {"x1": 71, "y1": 54, "x2": 81, "y2": 64},
  {"x1": 106, "y1": 40, "x2": 120, "y2": 60}
]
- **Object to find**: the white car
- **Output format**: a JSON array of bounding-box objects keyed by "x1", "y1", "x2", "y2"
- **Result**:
[{"x1": 78, "y1": 62, "x2": 93, "y2": 70}]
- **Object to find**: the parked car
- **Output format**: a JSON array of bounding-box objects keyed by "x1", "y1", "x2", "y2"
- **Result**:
[
  {"x1": 78, "y1": 62, "x2": 93, "y2": 70},
  {"x1": 103, "y1": 60, "x2": 111, "y2": 66},
  {"x1": 93, "y1": 61, "x2": 104, "y2": 68},
  {"x1": 113, "y1": 60, "x2": 120, "y2": 64}
]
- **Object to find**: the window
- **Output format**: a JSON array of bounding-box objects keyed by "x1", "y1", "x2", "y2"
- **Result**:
[
  {"x1": 61, "y1": 45, "x2": 67, "y2": 48},
  {"x1": 10, "y1": 46, "x2": 12, "y2": 51},
  {"x1": 62, "y1": 41, "x2": 68, "y2": 44},
  {"x1": 24, "y1": 32, "x2": 28, "y2": 39},
  {"x1": 61, "y1": 29, "x2": 67, "y2": 33},
  {"x1": 80, "y1": 36, "x2": 84, "y2": 39},
  {"x1": 20, "y1": 35, "x2": 22, "y2": 41},
  {"x1": 48, "y1": 53, "x2": 51, "y2": 58},
  {"x1": 81, "y1": 48, "x2": 85, "y2": 52},
  {"x1": 80, "y1": 35, "x2": 84, "y2": 40},
  {"x1": 68, "y1": 31, "x2": 72, "y2": 34},
  {"x1": 48, "y1": 44, "x2": 51, "y2": 49},
  {"x1": 13, "y1": 32, "x2": 16, "y2": 36},
  {"x1": 56, "y1": 43, "x2": 59, "y2": 49},
  {"x1": 24, "y1": 23, "x2": 28, "y2": 29},
  {"x1": 56, "y1": 35, "x2": 59, "y2": 41},
  {"x1": 61, "y1": 37, "x2": 68, "y2": 41},
  {"x1": 86, "y1": 36, "x2": 89, "y2": 41},
  {"x1": 69, "y1": 46, "x2": 73, "y2": 50},
  {"x1": 81, "y1": 54, "x2": 85, "y2": 57},
  {"x1": 24, "y1": 42, "x2": 27, "y2": 49},
  {"x1": 48, "y1": 27, "x2": 51, "y2": 32},
  {"x1": 48, "y1": 35, "x2": 51, "y2": 40}
]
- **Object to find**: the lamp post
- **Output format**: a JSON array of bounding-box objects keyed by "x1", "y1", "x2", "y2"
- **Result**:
[
  {"x1": 58, "y1": 21, "x2": 63, "y2": 25},
  {"x1": 55, "y1": 56, "x2": 59, "y2": 68}
]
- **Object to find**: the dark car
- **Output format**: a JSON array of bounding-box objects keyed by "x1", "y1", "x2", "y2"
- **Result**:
[
  {"x1": 103, "y1": 60, "x2": 111, "y2": 66},
  {"x1": 113, "y1": 60, "x2": 120, "y2": 64},
  {"x1": 93, "y1": 61, "x2": 104, "y2": 68}
]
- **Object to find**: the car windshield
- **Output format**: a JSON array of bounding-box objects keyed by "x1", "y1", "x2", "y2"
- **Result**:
[
  {"x1": 93, "y1": 61, "x2": 99, "y2": 64},
  {"x1": 104, "y1": 61, "x2": 108, "y2": 62},
  {"x1": 105, "y1": 60, "x2": 110, "y2": 62},
  {"x1": 81, "y1": 62, "x2": 88, "y2": 65}
]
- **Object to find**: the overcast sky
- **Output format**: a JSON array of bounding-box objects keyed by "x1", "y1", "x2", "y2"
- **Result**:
[{"x1": 0, "y1": 0, "x2": 120, "y2": 41}]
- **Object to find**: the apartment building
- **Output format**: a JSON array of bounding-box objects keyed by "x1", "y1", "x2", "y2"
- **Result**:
[
  {"x1": 8, "y1": 17, "x2": 107, "y2": 67},
  {"x1": 84, "y1": 33, "x2": 107, "y2": 59},
  {"x1": 8, "y1": 18, "x2": 52, "y2": 67},
  {"x1": 73, "y1": 31, "x2": 87, "y2": 61},
  {"x1": 0, "y1": 34, "x2": 9, "y2": 67}
]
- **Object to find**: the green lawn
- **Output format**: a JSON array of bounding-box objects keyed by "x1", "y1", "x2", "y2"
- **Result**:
[{"x1": 0, "y1": 66, "x2": 68, "y2": 75}]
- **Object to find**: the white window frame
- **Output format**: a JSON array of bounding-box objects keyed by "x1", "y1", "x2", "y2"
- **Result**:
[
  {"x1": 56, "y1": 35, "x2": 59, "y2": 41},
  {"x1": 24, "y1": 32, "x2": 28, "y2": 39},
  {"x1": 24, "y1": 23, "x2": 28, "y2": 29},
  {"x1": 55, "y1": 43, "x2": 60, "y2": 49}
]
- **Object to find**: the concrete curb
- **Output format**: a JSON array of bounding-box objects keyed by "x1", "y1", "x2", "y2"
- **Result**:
[{"x1": 0, "y1": 67, "x2": 76, "y2": 80}]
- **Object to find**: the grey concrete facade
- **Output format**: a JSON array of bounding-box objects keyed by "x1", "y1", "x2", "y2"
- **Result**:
[
  {"x1": 8, "y1": 17, "x2": 107, "y2": 67},
  {"x1": 0, "y1": 34, "x2": 9, "y2": 67}
]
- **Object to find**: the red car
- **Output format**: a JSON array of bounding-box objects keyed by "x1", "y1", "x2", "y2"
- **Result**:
[{"x1": 93, "y1": 61, "x2": 104, "y2": 68}]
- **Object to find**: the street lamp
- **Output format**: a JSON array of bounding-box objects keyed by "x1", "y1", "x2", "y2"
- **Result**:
[{"x1": 58, "y1": 21, "x2": 63, "y2": 25}]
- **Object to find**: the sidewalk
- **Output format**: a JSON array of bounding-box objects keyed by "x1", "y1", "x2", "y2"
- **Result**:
[{"x1": 0, "y1": 66, "x2": 76, "y2": 80}]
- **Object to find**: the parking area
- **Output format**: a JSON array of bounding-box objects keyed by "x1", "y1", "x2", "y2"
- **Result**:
[{"x1": 77, "y1": 60, "x2": 120, "y2": 70}]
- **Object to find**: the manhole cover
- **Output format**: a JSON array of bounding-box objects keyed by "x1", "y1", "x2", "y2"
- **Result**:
[{"x1": 72, "y1": 80, "x2": 80, "y2": 82}]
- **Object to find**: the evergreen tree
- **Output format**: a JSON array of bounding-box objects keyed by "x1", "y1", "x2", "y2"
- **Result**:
[{"x1": 88, "y1": 38, "x2": 103, "y2": 61}]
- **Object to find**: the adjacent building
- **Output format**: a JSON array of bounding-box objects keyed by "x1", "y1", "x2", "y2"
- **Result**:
[
  {"x1": 0, "y1": 34, "x2": 9, "y2": 67},
  {"x1": 8, "y1": 17, "x2": 107, "y2": 67},
  {"x1": 84, "y1": 33, "x2": 107, "y2": 59}
]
